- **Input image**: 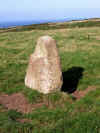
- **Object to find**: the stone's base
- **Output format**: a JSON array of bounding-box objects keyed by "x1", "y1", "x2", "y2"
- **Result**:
[{"x1": 25, "y1": 36, "x2": 63, "y2": 94}]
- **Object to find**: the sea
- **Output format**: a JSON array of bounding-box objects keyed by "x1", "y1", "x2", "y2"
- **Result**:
[{"x1": 0, "y1": 17, "x2": 88, "y2": 28}]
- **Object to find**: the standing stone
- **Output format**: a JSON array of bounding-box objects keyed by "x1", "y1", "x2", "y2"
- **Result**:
[{"x1": 25, "y1": 36, "x2": 63, "y2": 94}]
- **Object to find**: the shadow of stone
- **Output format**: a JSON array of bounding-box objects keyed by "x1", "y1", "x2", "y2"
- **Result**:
[{"x1": 61, "y1": 66, "x2": 84, "y2": 93}]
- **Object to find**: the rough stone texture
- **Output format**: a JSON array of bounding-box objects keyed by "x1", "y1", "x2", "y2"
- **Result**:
[{"x1": 25, "y1": 36, "x2": 63, "y2": 94}]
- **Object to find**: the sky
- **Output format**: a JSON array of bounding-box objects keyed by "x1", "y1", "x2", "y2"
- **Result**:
[{"x1": 0, "y1": 0, "x2": 100, "y2": 22}]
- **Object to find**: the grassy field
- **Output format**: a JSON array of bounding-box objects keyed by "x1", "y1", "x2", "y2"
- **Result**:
[{"x1": 0, "y1": 19, "x2": 100, "y2": 132}]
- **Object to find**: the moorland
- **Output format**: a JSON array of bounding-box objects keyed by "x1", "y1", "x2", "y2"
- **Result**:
[{"x1": 0, "y1": 18, "x2": 100, "y2": 133}]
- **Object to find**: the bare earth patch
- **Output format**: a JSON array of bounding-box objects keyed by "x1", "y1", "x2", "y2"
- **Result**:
[
  {"x1": 0, "y1": 93, "x2": 45, "y2": 113},
  {"x1": 0, "y1": 86, "x2": 97, "y2": 114},
  {"x1": 72, "y1": 86, "x2": 97, "y2": 100}
]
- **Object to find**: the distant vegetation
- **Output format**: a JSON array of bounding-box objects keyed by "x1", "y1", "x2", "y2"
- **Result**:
[
  {"x1": 0, "y1": 18, "x2": 100, "y2": 32},
  {"x1": 0, "y1": 18, "x2": 100, "y2": 132}
]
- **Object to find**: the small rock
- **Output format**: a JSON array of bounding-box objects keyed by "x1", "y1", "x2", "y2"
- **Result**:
[{"x1": 25, "y1": 36, "x2": 63, "y2": 94}]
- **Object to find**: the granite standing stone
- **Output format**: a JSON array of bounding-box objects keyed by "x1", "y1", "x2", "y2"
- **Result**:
[{"x1": 25, "y1": 36, "x2": 63, "y2": 94}]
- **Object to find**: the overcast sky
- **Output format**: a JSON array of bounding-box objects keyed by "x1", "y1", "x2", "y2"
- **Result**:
[{"x1": 0, "y1": 0, "x2": 100, "y2": 22}]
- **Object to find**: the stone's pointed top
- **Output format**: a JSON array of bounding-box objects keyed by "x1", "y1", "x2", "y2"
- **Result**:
[
  {"x1": 35, "y1": 35, "x2": 57, "y2": 58},
  {"x1": 38, "y1": 35, "x2": 55, "y2": 43},
  {"x1": 39, "y1": 35, "x2": 53, "y2": 41}
]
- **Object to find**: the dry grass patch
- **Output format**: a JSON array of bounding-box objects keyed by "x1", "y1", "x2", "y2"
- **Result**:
[{"x1": 60, "y1": 43, "x2": 78, "y2": 52}]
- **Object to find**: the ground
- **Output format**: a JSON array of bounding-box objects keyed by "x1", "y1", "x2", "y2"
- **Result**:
[{"x1": 0, "y1": 19, "x2": 100, "y2": 132}]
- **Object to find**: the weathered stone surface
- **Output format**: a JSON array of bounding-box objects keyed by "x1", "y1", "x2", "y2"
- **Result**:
[{"x1": 25, "y1": 36, "x2": 63, "y2": 94}]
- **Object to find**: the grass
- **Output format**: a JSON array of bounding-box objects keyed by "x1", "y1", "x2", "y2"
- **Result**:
[{"x1": 0, "y1": 19, "x2": 100, "y2": 132}]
